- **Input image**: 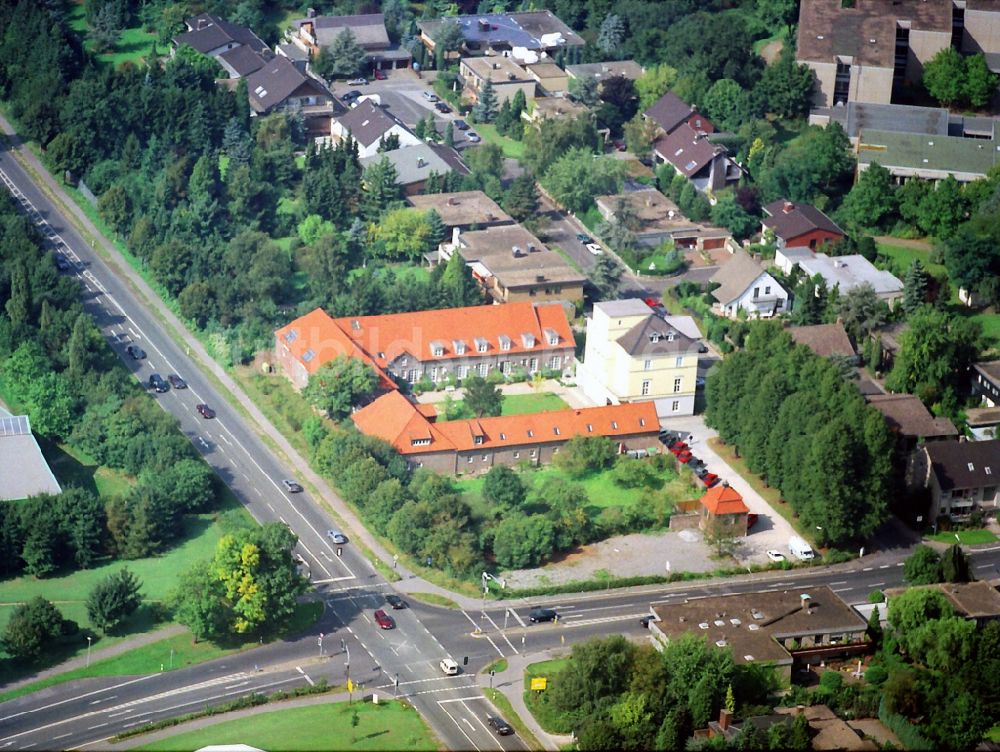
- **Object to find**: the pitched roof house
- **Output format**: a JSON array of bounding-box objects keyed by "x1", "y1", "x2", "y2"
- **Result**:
[
  {"x1": 866, "y1": 393, "x2": 958, "y2": 454},
  {"x1": 762, "y1": 199, "x2": 844, "y2": 249},
  {"x1": 699, "y1": 484, "x2": 750, "y2": 537},
  {"x1": 0, "y1": 413, "x2": 62, "y2": 501},
  {"x1": 173, "y1": 13, "x2": 268, "y2": 57},
  {"x1": 352, "y1": 390, "x2": 659, "y2": 475},
  {"x1": 291, "y1": 13, "x2": 412, "y2": 70},
  {"x1": 643, "y1": 92, "x2": 714, "y2": 136},
  {"x1": 710, "y1": 251, "x2": 789, "y2": 319},
  {"x1": 246, "y1": 56, "x2": 336, "y2": 116},
  {"x1": 653, "y1": 124, "x2": 740, "y2": 193},
  {"x1": 788, "y1": 322, "x2": 856, "y2": 359},
  {"x1": 359, "y1": 143, "x2": 469, "y2": 195},
  {"x1": 913, "y1": 439, "x2": 1000, "y2": 521},
  {"x1": 407, "y1": 191, "x2": 513, "y2": 231},
  {"x1": 595, "y1": 188, "x2": 730, "y2": 250},
  {"x1": 331, "y1": 100, "x2": 422, "y2": 158}
]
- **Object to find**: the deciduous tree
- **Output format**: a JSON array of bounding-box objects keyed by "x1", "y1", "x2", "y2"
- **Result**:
[
  {"x1": 86, "y1": 568, "x2": 143, "y2": 634},
  {"x1": 2, "y1": 597, "x2": 68, "y2": 661},
  {"x1": 462, "y1": 374, "x2": 503, "y2": 417},
  {"x1": 303, "y1": 356, "x2": 379, "y2": 420}
]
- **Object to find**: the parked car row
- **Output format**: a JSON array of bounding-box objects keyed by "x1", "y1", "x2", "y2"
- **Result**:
[{"x1": 659, "y1": 431, "x2": 720, "y2": 487}]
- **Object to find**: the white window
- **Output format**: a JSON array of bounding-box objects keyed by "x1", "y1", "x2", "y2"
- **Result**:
[
  {"x1": 673, "y1": 377, "x2": 682, "y2": 393},
  {"x1": 529, "y1": 357, "x2": 538, "y2": 372},
  {"x1": 468, "y1": 456, "x2": 474, "y2": 463},
  {"x1": 500, "y1": 361, "x2": 511, "y2": 374},
  {"x1": 548, "y1": 356, "x2": 561, "y2": 370},
  {"x1": 641, "y1": 380, "x2": 650, "y2": 396},
  {"x1": 675, "y1": 356, "x2": 683, "y2": 367},
  {"x1": 554, "y1": 427, "x2": 561, "y2": 436},
  {"x1": 431, "y1": 345, "x2": 444, "y2": 357},
  {"x1": 458, "y1": 365, "x2": 469, "y2": 379},
  {"x1": 482, "y1": 455, "x2": 488, "y2": 461},
  {"x1": 513, "y1": 451, "x2": 520, "y2": 459},
  {"x1": 408, "y1": 369, "x2": 418, "y2": 382},
  {"x1": 477, "y1": 362, "x2": 488, "y2": 376},
  {"x1": 530, "y1": 449, "x2": 537, "y2": 458},
  {"x1": 611, "y1": 421, "x2": 618, "y2": 429},
  {"x1": 477, "y1": 339, "x2": 488, "y2": 353},
  {"x1": 672, "y1": 400, "x2": 679, "y2": 412},
  {"x1": 643, "y1": 359, "x2": 652, "y2": 371},
  {"x1": 499, "y1": 336, "x2": 512, "y2": 351},
  {"x1": 586, "y1": 423, "x2": 593, "y2": 432}
]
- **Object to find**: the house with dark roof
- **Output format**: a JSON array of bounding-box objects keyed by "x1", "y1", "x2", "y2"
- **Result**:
[
  {"x1": 578, "y1": 299, "x2": 703, "y2": 417},
  {"x1": 332, "y1": 100, "x2": 422, "y2": 158},
  {"x1": 290, "y1": 13, "x2": 411, "y2": 72},
  {"x1": 0, "y1": 412, "x2": 62, "y2": 502},
  {"x1": 418, "y1": 11, "x2": 584, "y2": 64},
  {"x1": 788, "y1": 322, "x2": 856, "y2": 360},
  {"x1": 359, "y1": 143, "x2": 469, "y2": 195},
  {"x1": 884, "y1": 581, "x2": 1000, "y2": 627},
  {"x1": 763, "y1": 200, "x2": 844, "y2": 250},
  {"x1": 913, "y1": 438, "x2": 1000, "y2": 521},
  {"x1": 353, "y1": 390, "x2": 659, "y2": 475},
  {"x1": 710, "y1": 251, "x2": 789, "y2": 319},
  {"x1": 643, "y1": 92, "x2": 714, "y2": 136},
  {"x1": 866, "y1": 393, "x2": 958, "y2": 455},
  {"x1": 246, "y1": 56, "x2": 337, "y2": 116},
  {"x1": 172, "y1": 13, "x2": 271, "y2": 79},
  {"x1": 653, "y1": 124, "x2": 740, "y2": 193},
  {"x1": 973, "y1": 361, "x2": 1000, "y2": 407}
]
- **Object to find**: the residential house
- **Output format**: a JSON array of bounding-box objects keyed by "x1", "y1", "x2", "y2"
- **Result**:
[
  {"x1": 776, "y1": 246, "x2": 904, "y2": 305},
  {"x1": 418, "y1": 11, "x2": 584, "y2": 63},
  {"x1": 443, "y1": 225, "x2": 586, "y2": 303},
  {"x1": 912, "y1": 438, "x2": 1000, "y2": 520},
  {"x1": 865, "y1": 393, "x2": 958, "y2": 455},
  {"x1": 331, "y1": 100, "x2": 422, "y2": 159},
  {"x1": 246, "y1": 56, "x2": 337, "y2": 117},
  {"x1": 173, "y1": 13, "x2": 269, "y2": 78},
  {"x1": 524, "y1": 62, "x2": 568, "y2": 95},
  {"x1": 870, "y1": 321, "x2": 909, "y2": 372},
  {"x1": 973, "y1": 360, "x2": 1000, "y2": 407},
  {"x1": 857, "y1": 121, "x2": 1000, "y2": 184},
  {"x1": 0, "y1": 413, "x2": 62, "y2": 501},
  {"x1": 577, "y1": 298, "x2": 703, "y2": 417},
  {"x1": 647, "y1": 586, "x2": 870, "y2": 681},
  {"x1": 965, "y1": 407, "x2": 1000, "y2": 441},
  {"x1": 796, "y1": 0, "x2": 1000, "y2": 107},
  {"x1": 274, "y1": 301, "x2": 576, "y2": 391},
  {"x1": 359, "y1": 143, "x2": 469, "y2": 195},
  {"x1": 709, "y1": 250, "x2": 789, "y2": 319},
  {"x1": 652, "y1": 124, "x2": 740, "y2": 193},
  {"x1": 290, "y1": 13, "x2": 411, "y2": 72},
  {"x1": 788, "y1": 322, "x2": 857, "y2": 359},
  {"x1": 407, "y1": 191, "x2": 514, "y2": 232},
  {"x1": 521, "y1": 96, "x2": 590, "y2": 124},
  {"x1": 595, "y1": 188, "x2": 730, "y2": 250},
  {"x1": 275, "y1": 42, "x2": 309, "y2": 73},
  {"x1": 643, "y1": 91, "x2": 715, "y2": 136},
  {"x1": 459, "y1": 56, "x2": 536, "y2": 105},
  {"x1": 565, "y1": 60, "x2": 645, "y2": 84},
  {"x1": 352, "y1": 389, "x2": 659, "y2": 475},
  {"x1": 699, "y1": 484, "x2": 750, "y2": 537},
  {"x1": 763, "y1": 200, "x2": 844, "y2": 250},
  {"x1": 884, "y1": 581, "x2": 1000, "y2": 627}
]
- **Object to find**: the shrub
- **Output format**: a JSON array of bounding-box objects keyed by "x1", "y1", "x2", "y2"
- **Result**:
[{"x1": 865, "y1": 665, "x2": 888, "y2": 685}]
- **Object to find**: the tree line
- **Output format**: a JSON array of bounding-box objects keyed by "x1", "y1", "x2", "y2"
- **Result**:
[{"x1": 704, "y1": 321, "x2": 895, "y2": 547}]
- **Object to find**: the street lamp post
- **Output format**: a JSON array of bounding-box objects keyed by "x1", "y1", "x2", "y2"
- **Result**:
[{"x1": 86, "y1": 636, "x2": 92, "y2": 668}]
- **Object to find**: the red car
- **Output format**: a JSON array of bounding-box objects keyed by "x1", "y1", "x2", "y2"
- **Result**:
[
  {"x1": 374, "y1": 69, "x2": 386, "y2": 80},
  {"x1": 669, "y1": 442, "x2": 689, "y2": 454},
  {"x1": 700, "y1": 473, "x2": 719, "y2": 486},
  {"x1": 677, "y1": 451, "x2": 693, "y2": 463},
  {"x1": 747, "y1": 513, "x2": 759, "y2": 529},
  {"x1": 374, "y1": 609, "x2": 395, "y2": 630},
  {"x1": 196, "y1": 403, "x2": 216, "y2": 419}
]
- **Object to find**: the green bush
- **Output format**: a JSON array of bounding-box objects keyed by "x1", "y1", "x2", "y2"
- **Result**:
[{"x1": 865, "y1": 665, "x2": 888, "y2": 685}]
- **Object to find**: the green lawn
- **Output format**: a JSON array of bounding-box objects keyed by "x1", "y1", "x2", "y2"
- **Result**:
[
  {"x1": 67, "y1": 3, "x2": 158, "y2": 68},
  {"x1": 439, "y1": 392, "x2": 570, "y2": 420},
  {"x1": 471, "y1": 123, "x2": 526, "y2": 160},
  {"x1": 137, "y1": 699, "x2": 439, "y2": 751},
  {"x1": 876, "y1": 242, "x2": 946, "y2": 279},
  {"x1": 39, "y1": 436, "x2": 134, "y2": 498},
  {"x1": 927, "y1": 529, "x2": 998, "y2": 545},
  {"x1": 524, "y1": 657, "x2": 572, "y2": 734}
]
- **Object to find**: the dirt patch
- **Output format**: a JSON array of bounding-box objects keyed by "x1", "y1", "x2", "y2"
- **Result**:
[{"x1": 759, "y1": 39, "x2": 784, "y2": 64}]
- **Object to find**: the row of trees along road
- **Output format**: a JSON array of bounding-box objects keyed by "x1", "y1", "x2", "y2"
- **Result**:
[{"x1": 705, "y1": 321, "x2": 894, "y2": 547}]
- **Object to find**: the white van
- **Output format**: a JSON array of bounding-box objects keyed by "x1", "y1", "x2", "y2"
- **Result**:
[{"x1": 789, "y1": 536, "x2": 815, "y2": 561}]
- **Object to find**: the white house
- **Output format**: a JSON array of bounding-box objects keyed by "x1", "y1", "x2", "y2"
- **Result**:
[
  {"x1": 709, "y1": 250, "x2": 788, "y2": 319},
  {"x1": 330, "y1": 100, "x2": 421, "y2": 159},
  {"x1": 777, "y1": 247, "x2": 904, "y2": 305}
]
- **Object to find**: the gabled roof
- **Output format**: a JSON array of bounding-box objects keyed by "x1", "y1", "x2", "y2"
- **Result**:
[
  {"x1": 360, "y1": 143, "x2": 468, "y2": 186},
  {"x1": 296, "y1": 14, "x2": 390, "y2": 48},
  {"x1": 710, "y1": 251, "x2": 774, "y2": 305},
  {"x1": 653, "y1": 124, "x2": 723, "y2": 177},
  {"x1": 616, "y1": 316, "x2": 698, "y2": 357},
  {"x1": 644, "y1": 92, "x2": 694, "y2": 134},
  {"x1": 867, "y1": 394, "x2": 958, "y2": 439},
  {"x1": 352, "y1": 392, "x2": 659, "y2": 454},
  {"x1": 763, "y1": 199, "x2": 844, "y2": 241},
  {"x1": 925, "y1": 439, "x2": 1000, "y2": 491},
  {"x1": 407, "y1": 191, "x2": 513, "y2": 228},
  {"x1": 788, "y1": 323, "x2": 856, "y2": 359},
  {"x1": 335, "y1": 100, "x2": 412, "y2": 148},
  {"x1": 700, "y1": 484, "x2": 748, "y2": 516},
  {"x1": 218, "y1": 45, "x2": 270, "y2": 77},
  {"x1": 246, "y1": 57, "x2": 330, "y2": 114},
  {"x1": 174, "y1": 13, "x2": 268, "y2": 55}
]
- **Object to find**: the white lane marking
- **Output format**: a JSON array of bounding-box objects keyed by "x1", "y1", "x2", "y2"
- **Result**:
[
  {"x1": 0, "y1": 675, "x2": 155, "y2": 724},
  {"x1": 436, "y1": 695, "x2": 489, "y2": 704},
  {"x1": 87, "y1": 724, "x2": 108, "y2": 730},
  {"x1": 509, "y1": 609, "x2": 526, "y2": 628},
  {"x1": 832, "y1": 587, "x2": 852, "y2": 593},
  {"x1": 879, "y1": 565, "x2": 890, "y2": 569},
  {"x1": 829, "y1": 581, "x2": 848, "y2": 586},
  {"x1": 295, "y1": 666, "x2": 315, "y2": 687},
  {"x1": 871, "y1": 581, "x2": 885, "y2": 587},
  {"x1": 106, "y1": 709, "x2": 135, "y2": 718},
  {"x1": 437, "y1": 700, "x2": 482, "y2": 752},
  {"x1": 224, "y1": 681, "x2": 249, "y2": 689},
  {"x1": 862, "y1": 567, "x2": 874, "y2": 572}
]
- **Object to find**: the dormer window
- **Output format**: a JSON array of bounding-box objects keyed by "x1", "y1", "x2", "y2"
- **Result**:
[
  {"x1": 453, "y1": 339, "x2": 467, "y2": 355},
  {"x1": 639, "y1": 418, "x2": 645, "y2": 427},
  {"x1": 431, "y1": 340, "x2": 446, "y2": 357},
  {"x1": 969, "y1": 463, "x2": 975, "y2": 471},
  {"x1": 651, "y1": 332, "x2": 661, "y2": 343},
  {"x1": 475, "y1": 337, "x2": 488, "y2": 353},
  {"x1": 586, "y1": 423, "x2": 593, "y2": 432},
  {"x1": 987, "y1": 467, "x2": 993, "y2": 475},
  {"x1": 521, "y1": 332, "x2": 535, "y2": 348},
  {"x1": 411, "y1": 437, "x2": 431, "y2": 446},
  {"x1": 474, "y1": 435, "x2": 484, "y2": 445},
  {"x1": 667, "y1": 331, "x2": 675, "y2": 342},
  {"x1": 544, "y1": 328, "x2": 559, "y2": 346},
  {"x1": 499, "y1": 335, "x2": 512, "y2": 351},
  {"x1": 499, "y1": 432, "x2": 506, "y2": 440}
]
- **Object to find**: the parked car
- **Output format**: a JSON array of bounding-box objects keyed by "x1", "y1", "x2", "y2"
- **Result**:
[
  {"x1": 529, "y1": 607, "x2": 557, "y2": 623},
  {"x1": 639, "y1": 615, "x2": 653, "y2": 628},
  {"x1": 148, "y1": 373, "x2": 168, "y2": 393},
  {"x1": 586, "y1": 243, "x2": 603, "y2": 255},
  {"x1": 576, "y1": 232, "x2": 592, "y2": 243},
  {"x1": 374, "y1": 69, "x2": 386, "y2": 80},
  {"x1": 434, "y1": 101, "x2": 450, "y2": 113},
  {"x1": 125, "y1": 344, "x2": 146, "y2": 360},
  {"x1": 676, "y1": 451, "x2": 693, "y2": 463},
  {"x1": 54, "y1": 253, "x2": 72, "y2": 271},
  {"x1": 374, "y1": 609, "x2": 395, "y2": 630},
  {"x1": 282, "y1": 479, "x2": 304, "y2": 493},
  {"x1": 347, "y1": 77, "x2": 367, "y2": 86},
  {"x1": 699, "y1": 472, "x2": 719, "y2": 486},
  {"x1": 669, "y1": 442, "x2": 688, "y2": 454},
  {"x1": 747, "y1": 513, "x2": 759, "y2": 529},
  {"x1": 340, "y1": 90, "x2": 362, "y2": 102},
  {"x1": 466, "y1": 132, "x2": 481, "y2": 143},
  {"x1": 167, "y1": 374, "x2": 187, "y2": 389},
  {"x1": 453, "y1": 119, "x2": 469, "y2": 130},
  {"x1": 327, "y1": 530, "x2": 348, "y2": 545},
  {"x1": 767, "y1": 550, "x2": 786, "y2": 563},
  {"x1": 196, "y1": 403, "x2": 216, "y2": 419},
  {"x1": 439, "y1": 658, "x2": 459, "y2": 675},
  {"x1": 422, "y1": 90, "x2": 439, "y2": 102},
  {"x1": 385, "y1": 594, "x2": 406, "y2": 609},
  {"x1": 703, "y1": 475, "x2": 721, "y2": 488},
  {"x1": 487, "y1": 716, "x2": 514, "y2": 736}
]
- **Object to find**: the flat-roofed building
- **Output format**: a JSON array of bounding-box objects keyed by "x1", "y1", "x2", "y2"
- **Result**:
[
  {"x1": 566, "y1": 60, "x2": 645, "y2": 83},
  {"x1": 0, "y1": 413, "x2": 62, "y2": 501},
  {"x1": 408, "y1": 191, "x2": 513, "y2": 231},
  {"x1": 857, "y1": 122, "x2": 1000, "y2": 183},
  {"x1": 459, "y1": 56, "x2": 536, "y2": 105},
  {"x1": 419, "y1": 11, "x2": 584, "y2": 62},
  {"x1": 595, "y1": 188, "x2": 730, "y2": 250}
]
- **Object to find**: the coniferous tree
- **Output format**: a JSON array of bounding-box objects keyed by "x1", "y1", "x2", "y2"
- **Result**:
[
  {"x1": 902, "y1": 259, "x2": 929, "y2": 314},
  {"x1": 472, "y1": 79, "x2": 498, "y2": 123}
]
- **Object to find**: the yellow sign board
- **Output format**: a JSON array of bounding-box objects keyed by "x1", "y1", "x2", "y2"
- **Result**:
[
  {"x1": 347, "y1": 678, "x2": 354, "y2": 694},
  {"x1": 530, "y1": 677, "x2": 547, "y2": 691}
]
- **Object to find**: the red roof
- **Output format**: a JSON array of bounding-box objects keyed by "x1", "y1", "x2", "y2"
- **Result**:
[
  {"x1": 352, "y1": 392, "x2": 659, "y2": 455},
  {"x1": 700, "y1": 485, "x2": 748, "y2": 516}
]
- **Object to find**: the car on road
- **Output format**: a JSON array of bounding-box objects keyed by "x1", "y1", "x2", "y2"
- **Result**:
[
  {"x1": 385, "y1": 594, "x2": 406, "y2": 609},
  {"x1": 767, "y1": 550, "x2": 786, "y2": 563},
  {"x1": 639, "y1": 615, "x2": 654, "y2": 628},
  {"x1": 374, "y1": 69, "x2": 386, "y2": 80},
  {"x1": 422, "y1": 90, "x2": 439, "y2": 102},
  {"x1": 196, "y1": 403, "x2": 216, "y2": 419},
  {"x1": 488, "y1": 716, "x2": 514, "y2": 736},
  {"x1": 453, "y1": 119, "x2": 469, "y2": 130},
  {"x1": 434, "y1": 101, "x2": 450, "y2": 113},
  {"x1": 528, "y1": 607, "x2": 557, "y2": 623},
  {"x1": 282, "y1": 479, "x2": 304, "y2": 493},
  {"x1": 374, "y1": 609, "x2": 395, "y2": 629},
  {"x1": 575, "y1": 232, "x2": 592, "y2": 243},
  {"x1": 439, "y1": 658, "x2": 459, "y2": 675},
  {"x1": 347, "y1": 77, "x2": 367, "y2": 86},
  {"x1": 148, "y1": 373, "x2": 169, "y2": 393},
  {"x1": 586, "y1": 242, "x2": 603, "y2": 255},
  {"x1": 167, "y1": 374, "x2": 187, "y2": 389},
  {"x1": 327, "y1": 530, "x2": 348, "y2": 545},
  {"x1": 340, "y1": 90, "x2": 362, "y2": 102},
  {"x1": 125, "y1": 344, "x2": 146, "y2": 360},
  {"x1": 466, "y1": 132, "x2": 481, "y2": 143},
  {"x1": 54, "y1": 253, "x2": 72, "y2": 271}
]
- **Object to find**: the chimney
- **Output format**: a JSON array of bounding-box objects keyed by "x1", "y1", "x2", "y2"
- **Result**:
[
  {"x1": 719, "y1": 709, "x2": 732, "y2": 731},
  {"x1": 417, "y1": 157, "x2": 426, "y2": 168},
  {"x1": 783, "y1": 201, "x2": 794, "y2": 213},
  {"x1": 492, "y1": 62, "x2": 499, "y2": 70},
  {"x1": 307, "y1": 7, "x2": 316, "y2": 18},
  {"x1": 447, "y1": 196, "x2": 457, "y2": 205}
]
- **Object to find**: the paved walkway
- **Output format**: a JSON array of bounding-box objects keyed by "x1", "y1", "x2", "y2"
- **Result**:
[
  {"x1": 0, "y1": 624, "x2": 185, "y2": 694},
  {"x1": 413, "y1": 378, "x2": 591, "y2": 410}
]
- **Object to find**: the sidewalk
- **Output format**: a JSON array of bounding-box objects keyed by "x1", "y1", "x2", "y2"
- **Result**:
[
  {"x1": 478, "y1": 649, "x2": 573, "y2": 751},
  {"x1": 0, "y1": 624, "x2": 185, "y2": 694}
]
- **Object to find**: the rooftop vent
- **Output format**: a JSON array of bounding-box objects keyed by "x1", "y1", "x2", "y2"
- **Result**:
[
  {"x1": 698, "y1": 622, "x2": 709, "y2": 629},
  {"x1": 715, "y1": 640, "x2": 727, "y2": 648},
  {"x1": 714, "y1": 619, "x2": 725, "y2": 627},
  {"x1": 527, "y1": 242, "x2": 537, "y2": 252},
  {"x1": 751, "y1": 609, "x2": 764, "y2": 620},
  {"x1": 417, "y1": 157, "x2": 426, "y2": 168},
  {"x1": 351, "y1": 320, "x2": 361, "y2": 330},
  {"x1": 511, "y1": 245, "x2": 522, "y2": 257},
  {"x1": 748, "y1": 623, "x2": 761, "y2": 631}
]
